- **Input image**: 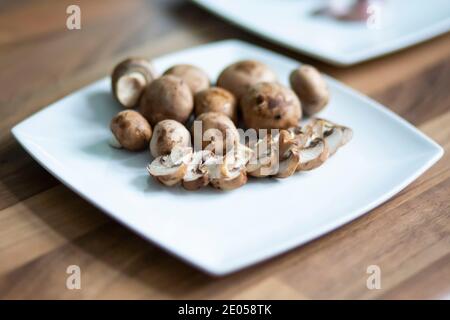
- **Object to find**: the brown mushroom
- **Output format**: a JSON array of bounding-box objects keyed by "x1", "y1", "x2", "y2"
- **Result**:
[
  {"x1": 111, "y1": 58, "x2": 156, "y2": 108},
  {"x1": 109, "y1": 110, "x2": 152, "y2": 151},
  {"x1": 216, "y1": 60, "x2": 277, "y2": 100},
  {"x1": 139, "y1": 75, "x2": 193, "y2": 125},
  {"x1": 289, "y1": 65, "x2": 329, "y2": 116},
  {"x1": 297, "y1": 138, "x2": 329, "y2": 171},
  {"x1": 194, "y1": 87, "x2": 237, "y2": 123},
  {"x1": 240, "y1": 82, "x2": 302, "y2": 131},
  {"x1": 307, "y1": 118, "x2": 353, "y2": 156},
  {"x1": 147, "y1": 146, "x2": 192, "y2": 186},
  {"x1": 275, "y1": 130, "x2": 300, "y2": 178},
  {"x1": 246, "y1": 134, "x2": 279, "y2": 177},
  {"x1": 182, "y1": 150, "x2": 212, "y2": 191},
  {"x1": 150, "y1": 119, "x2": 191, "y2": 158},
  {"x1": 163, "y1": 64, "x2": 210, "y2": 94},
  {"x1": 204, "y1": 148, "x2": 249, "y2": 191},
  {"x1": 191, "y1": 112, "x2": 240, "y2": 155}
]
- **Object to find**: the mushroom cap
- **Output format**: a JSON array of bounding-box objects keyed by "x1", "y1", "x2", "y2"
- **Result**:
[
  {"x1": 241, "y1": 82, "x2": 302, "y2": 131},
  {"x1": 191, "y1": 112, "x2": 240, "y2": 155},
  {"x1": 216, "y1": 60, "x2": 277, "y2": 100},
  {"x1": 150, "y1": 119, "x2": 191, "y2": 158},
  {"x1": 163, "y1": 64, "x2": 210, "y2": 95},
  {"x1": 139, "y1": 75, "x2": 194, "y2": 125},
  {"x1": 110, "y1": 110, "x2": 152, "y2": 151},
  {"x1": 289, "y1": 65, "x2": 329, "y2": 116},
  {"x1": 194, "y1": 87, "x2": 237, "y2": 123},
  {"x1": 111, "y1": 58, "x2": 156, "y2": 108}
]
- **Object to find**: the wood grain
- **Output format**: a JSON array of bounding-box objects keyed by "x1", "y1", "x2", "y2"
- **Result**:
[{"x1": 0, "y1": 0, "x2": 449, "y2": 299}]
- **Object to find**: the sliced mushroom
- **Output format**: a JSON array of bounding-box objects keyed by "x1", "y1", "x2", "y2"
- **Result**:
[
  {"x1": 204, "y1": 145, "x2": 249, "y2": 191},
  {"x1": 275, "y1": 130, "x2": 300, "y2": 178},
  {"x1": 307, "y1": 118, "x2": 353, "y2": 156},
  {"x1": 182, "y1": 150, "x2": 211, "y2": 191},
  {"x1": 246, "y1": 134, "x2": 279, "y2": 177},
  {"x1": 297, "y1": 138, "x2": 329, "y2": 171},
  {"x1": 288, "y1": 126, "x2": 309, "y2": 148},
  {"x1": 147, "y1": 146, "x2": 192, "y2": 186}
]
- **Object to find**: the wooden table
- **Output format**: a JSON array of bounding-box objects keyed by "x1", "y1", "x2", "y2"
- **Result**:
[{"x1": 0, "y1": 0, "x2": 449, "y2": 300}]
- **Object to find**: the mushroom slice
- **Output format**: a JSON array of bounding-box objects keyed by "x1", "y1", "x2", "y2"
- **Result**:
[
  {"x1": 276, "y1": 130, "x2": 300, "y2": 178},
  {"x1": 205, "y1": 147, "x2": 248, "y2": 191},
  {"x1": 323, "y1": 127, "x2": 343, "y2": 156},
  {"x1": 297, "y1": 138, "x2": 329, "y2": 171},
  {"x1": 288, "y1": 126, "x2": 309, "y2": 149},
  {"x1": 147, "y1": 146, "x2": 192, "y2": 186},
  {"x1": 210, "y1": 168, "x2": 247, "y2": 191},
  {"x1": 307, "y1": 118, "x2": 353, "y2": 156},
  {"x1": 182, "y1": 150, "x2": 211, "y2": 191},
  {"x1": 246, "y1": 135, "x2": 279, "y2": 177}
]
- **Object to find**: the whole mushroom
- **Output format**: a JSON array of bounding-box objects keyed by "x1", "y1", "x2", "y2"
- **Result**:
[
  {"x1": 191, "y1": 112, "x2": 240, "y2": 155},
  {"x1": 240, "y1": 82, "x2": 302, "y2": 131},
  {"x1": 110, "y1": 110, "x2": 152, "y2": 151},
  {"x1": 111, "y1": 58, "x2": 156, "y2": 108},
  {"x1": 150, "y1": 119, "x2": 191, "y2": 158},
  {"x1": 289, "y1": 65, "x2": 329, "y2": 116},
  {"x1": 194, "y1": 87, "x2": 237, "y2": 122},
  {"x1": 139, "y1": 75, "x2": 193, "y2": 125},
  {"x1": 163, "y1": 64, "x2": 210, "y2": 95},
  {"x1": 216, "y1": 60, "x2": 277, "y2": 100}
]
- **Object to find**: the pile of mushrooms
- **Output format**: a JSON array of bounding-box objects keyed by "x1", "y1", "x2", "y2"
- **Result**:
[{"x1": 108, "y1": 56, "x2": 353, "y2": 191}]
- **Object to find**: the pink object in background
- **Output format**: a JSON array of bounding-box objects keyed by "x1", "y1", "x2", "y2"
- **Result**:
[{"x1": 326, "y1": 0, "x2": 385, "y2": 21}]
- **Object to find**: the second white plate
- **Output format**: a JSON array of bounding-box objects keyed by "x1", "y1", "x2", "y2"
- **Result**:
[
  {"x1": 193, "y1": 0, "x2": 450, "y2": 65},
  {"x1": 12, "y1": 40, "x2": 443, "y2": 275}
]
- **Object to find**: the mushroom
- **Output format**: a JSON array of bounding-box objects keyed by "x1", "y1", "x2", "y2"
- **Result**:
[
  {"x1": 307, "y1": 118, "x2": 353, "y2": 156},
  {"x1": 109, "y1": 110, "x2": 152, "y2": 151},
  {"x1": 150, "y1": 119, "x2": 191, "y2": 158},
  {"x1": 297, "y1": 137, "x2": 329, "y2": 171},
  {"x1": 204, "y1": 146, "x2": 250, "y2": 191},
  {"x1": 246, "y1": 134, "x2": 279, "y2": 177},
  {"x1": 191, "y1": 112, "x2": 240, "y2": 155},
  {"x1": 289, "y1": 65, "x2": 329, "y2": 116},
  {"x1": 147, "y1": 146, "x2": 192, "y2": 186},
  {"x1": 194, "y1": 87, "x2": 237, "y2": 123},
  {"x1": 240, "y1": 82, "x2": 302, "y2": 131},
  {"x1": 182, "y1": 150, "x2": 212, "y2": 191},
  {"x1": 139, "y1": 75, "x2": 193, "y2": 125},
  {"x1": 111, "y1": 58, "x2": 156, "y2": 108},
  {"x1": 275, "y1": 130, "x2": 300, "y2": 178},
  {"x1": 163, "y1": 64, "x2": 210, "y2": 95},
  {"x1": 216, "y1": 60, "x2": 277, "y2": 100}
]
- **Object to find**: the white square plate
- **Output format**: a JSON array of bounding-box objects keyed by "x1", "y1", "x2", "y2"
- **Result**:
[
  {"x1": 12, "y1": 40, "x2": 443, "y2": 275},
  {"x1": 192, "y1": 0, "x2": 450, "y2": 65}
]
